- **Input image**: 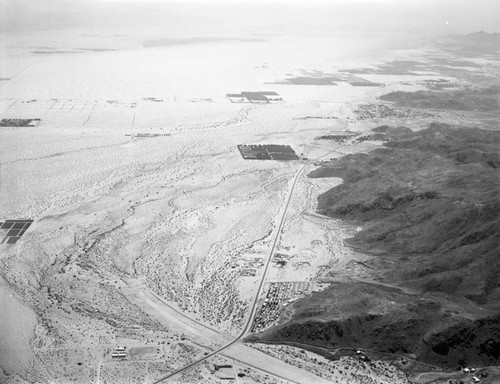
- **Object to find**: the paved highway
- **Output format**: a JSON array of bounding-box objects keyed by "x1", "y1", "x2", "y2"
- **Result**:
[{"x1": 153, "y1": 164, "x2": 307, "y2": 383}]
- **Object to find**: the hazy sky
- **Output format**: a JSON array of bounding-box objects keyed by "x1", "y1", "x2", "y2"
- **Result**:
[{"x1": 1, "y1": 0, "x2": 500, "y2": 36}]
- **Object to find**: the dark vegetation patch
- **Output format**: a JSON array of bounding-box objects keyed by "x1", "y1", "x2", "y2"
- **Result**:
[
  {"x1": 227, "y1": 91, "x2": 281, "y2": 103},
  {"x1": 341, "y1": 58, "x2": 478, "y2": 78},
  {"x1": 318, "y1": 135, "x2": 354, "y2": 143},
  {"x1": 32, "y1": 50, "x2": 83, "y2": 55},
  {"x1": 32, "y1": 48, "x2": 116, "y2": 55},
  {"x1": 427, "y1": 57, "x2": 480, "y2": 68},
  {"x1": 0, "y1": 220, "x2": 33, "y2": 244},
  {"x1": 77, "y1": 48, "x2": 117, "y2": 52},
  {"x1": 317, "y1": 132, "x2": 358, "y2": 143},
  {"x1": 340, "y1": 60, "x2": 423, "y2": 75},
  {"x1": 340, "y1": 48, "x2": 491, "y2": 78},
  {"x1": 259, "y1": 123, "x2": 500, "y2": 368},
  {"x1": 272, "y1": 69, "x2": 382, "y2": 87},
  {"x1": 237, "y1": 144, "x2": 299, "y2": 160},
  {"x1": 349, "y1": 80, "x2": 384, "y2": 87},
  {"x1": 285, "y1": 76, "x2": 338, "y2": 85},
  {"x1": 334, "y1": 33, "x2": 500, "y2": 81},
  {"x1": 0, "y1": 118, "x2": 41, "y2": 127}
]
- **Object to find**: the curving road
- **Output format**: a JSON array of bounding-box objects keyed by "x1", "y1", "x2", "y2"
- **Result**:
[{"x1": 153, "y1": 164, "x2": 307, "y2": 383}]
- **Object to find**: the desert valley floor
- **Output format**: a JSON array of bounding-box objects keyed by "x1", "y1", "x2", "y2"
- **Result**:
[{"x1": 0, "y1": 16, "x2": 499, "y2": 384}]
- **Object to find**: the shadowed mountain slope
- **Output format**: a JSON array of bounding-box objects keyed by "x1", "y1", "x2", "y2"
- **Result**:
[{"x1": 257, "y1": 123, "x2": 500, "y2": 368}]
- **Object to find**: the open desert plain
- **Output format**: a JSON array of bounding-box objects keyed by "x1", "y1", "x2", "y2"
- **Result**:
[{"x1": 0, "y1": 1, "x2": 499, "y2": 383}]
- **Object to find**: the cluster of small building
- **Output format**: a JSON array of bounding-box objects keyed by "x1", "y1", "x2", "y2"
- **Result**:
[
  {"x1": 284, "y1": 76, "x2": 338, "y2": 85},
  {"x1": 142, "y1": 97, "x2": 164, "y2": 102},
  {"x1": 355, "y1": 133, "x2": 389, "y2": 142},
  {"x1": 293, "y1": 116, "x2": 338, "y2": 120},
  {"x1": 240, "y1": 257, "x2": 264, "y2": 277},
  {"x1": 240, "y1": 268, "x2": 257, "y2": 277},
  {"x1": 212, "y1": 364, "x2": 235, "y2": 380},
  {"x1": 111, "y1": 346, "x2": 127, "y2": 360},
  {"x1": 354, "y1": 104, "x2": 433, "y2": 120},
  {"x1": 421, "y1": 79, "x2": 457, "y2": 90},
  {"x1": 272, "y1": 253, "x2": 288, "y2": 268},
  {"x1": 460, "y1": 367, "x2": 489, "y2": 383},
  {"x1": 252, "y1": 282, "x2": 310, "y2": 332},
  {"x1": 125, "y1": 133, "x2": 172, "y2": 138},
  {"x1": 355, "y1": 350, "x2": 371, "y2": 362}
]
